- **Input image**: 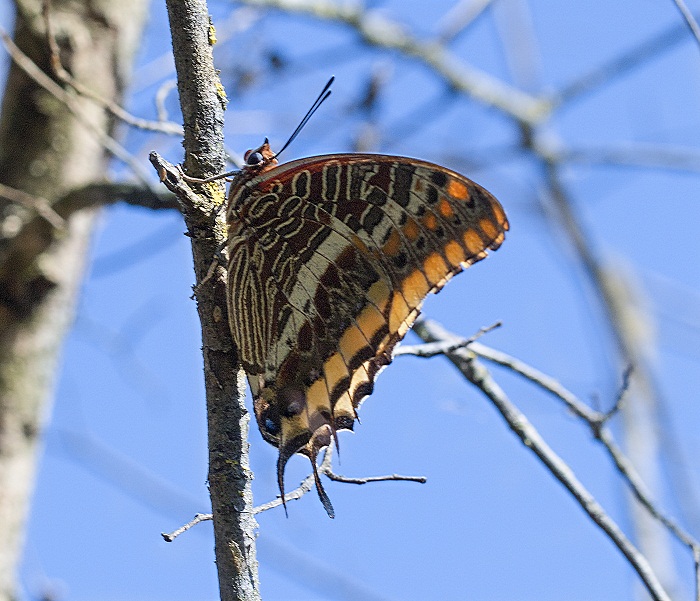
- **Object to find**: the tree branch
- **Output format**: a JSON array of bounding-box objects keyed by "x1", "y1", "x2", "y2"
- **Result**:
[
  {"x1": 149, "y1": 0, "x2": 259, "y2": 579},
  {"x1": 670, "y1": 0, "x2": 700, "y2": 50},
  {"x1": 412, "y1": 319, "x2": 673, "y2": 601},
  {"x1": 550, "y1": 19, "x2": 693, "y2": 108},
  {"x1": 558, "y1": 143, "x2": 700, "y2": 174},
  {"x1": 238, "y1": 0, "x2": 548, "y2": 124}
]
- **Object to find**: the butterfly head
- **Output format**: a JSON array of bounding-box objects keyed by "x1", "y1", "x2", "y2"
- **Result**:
[{"x1": 242, "y1": 138, "x2": 278, "y2": 176}]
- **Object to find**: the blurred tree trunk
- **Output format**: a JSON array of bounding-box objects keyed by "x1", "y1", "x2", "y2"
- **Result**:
[{"x1": 0, "y1": 1, "x2": 149, "y2": 599}]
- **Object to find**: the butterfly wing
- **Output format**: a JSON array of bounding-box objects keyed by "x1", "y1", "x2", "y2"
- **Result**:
[{"x1": 226, "y1": 154, "x2": 508, "y2": 514}]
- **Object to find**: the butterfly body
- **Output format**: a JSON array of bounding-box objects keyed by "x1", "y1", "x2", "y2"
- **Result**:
[{"x1": 225, "y1": 141, "x2": 508, "y2": 515}]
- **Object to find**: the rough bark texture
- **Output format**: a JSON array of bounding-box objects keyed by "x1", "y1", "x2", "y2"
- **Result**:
[
  {"x1": 0, "y1": 1, "x2": 149, "y2": 599},
  {"x1": 163, "y1": 1, "x2": 260, "y2": 599}
]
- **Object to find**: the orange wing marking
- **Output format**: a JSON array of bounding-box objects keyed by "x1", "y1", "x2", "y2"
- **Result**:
[
  {"x1": 463, "y1": 229, "x2": 486, "y2": 255},
  {"x1": 401, "y1": 269, "x2": 431, "y2": 307},
  {"x1": 423, "y1": 213, "x2": 438, "y2": 231},
  {"x1": 423, "y1": 252, "x2": 450, "y2": 286},
  {"x1": 479, "y1": 218, "x2": 498, "y2": 240},
  {"x1": 381, "y1": 228, "x2": 402, "y2": 257},
  {"x1": 444, "y1": 240, "x2": 467, "y2": 266},
  {"x1": 438, "y1": 198, "x2": 454, "y2": 219},
  {"x1": 447, "y1": 178, "x2": 470, "y2": 200},
  {"x1": 403, "y1": 218, "x2": 420, "y2": 241}
]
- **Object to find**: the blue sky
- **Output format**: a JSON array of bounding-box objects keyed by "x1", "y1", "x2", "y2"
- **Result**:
[{"x1": 5, "y1": 0, "x2": 700, "y2": 599}]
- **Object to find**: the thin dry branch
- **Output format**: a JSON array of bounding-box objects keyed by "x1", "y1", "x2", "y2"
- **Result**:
[
  {"x1": 558, "y1": 143, "x2": 700, "y2": 174},
  {"x1": 671, "y1": 0, "x2": 700, "y2": 49},
  {"x1": 395, "y1": 321, "x2": 501, "y2": 358},
  {"x1": 467, "y1": 338, "x2": 698, "y2": 559},
  {"x1": 480, "y1": 340, "x2": 698, "y2": 577},
  {"x1": 0, "y1": 183, "x2": 64, "y2": 230},
  {"x1": 601, "y1": 365, "x2": 633, "y2": 423},
  {"x1": 1, "y1": 181, "x2": 176, "y2": 286},
  {"x1": 324, "y1": 472, "x2": 426, "y2": 485},
  {"x1": 238, "y1": 0, "x2": 548, "y2": 124},
  {"x1": 162, "y1": 444, "x2": 426, "y2": 541},
  {"x1": 411, "y1": 320, "x2": 673, "y2": 601},
  {"x1": 59, "y1": 182, "x2": 178, "y2": 213},
  {"x1": 436, "y1": 0, "x2": 494, "y2": 43},
  {"x1": 466, "y1": 340, "x2": 601, "y2": 422},
  {"x1": 408, "y1": 320, "x2": 700, "y2": 600},
  {"x1": 253, "y1": 444, "x2": 427, "y2": 510},
  {"x1": 162, "y1": 513, "x2": 212, "y2": 542},
  {"x1": 550, "y1": 19, "x2": 693, "y2": 108},
  {"x1": 535, "y1": 151, "x2": 677, "y2": 580}
]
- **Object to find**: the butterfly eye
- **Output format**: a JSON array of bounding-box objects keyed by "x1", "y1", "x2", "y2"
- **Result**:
[{"x1": 245, "y1": 151, "x2": 263, "y2": 165}]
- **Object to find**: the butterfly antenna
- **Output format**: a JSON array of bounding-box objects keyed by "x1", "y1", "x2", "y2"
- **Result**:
[{"x1": 273, "y1": 76, "x2": 334, "y2": 159}]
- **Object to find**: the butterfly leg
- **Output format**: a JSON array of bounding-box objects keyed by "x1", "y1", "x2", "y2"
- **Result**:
[
  {"x1": 181, "y1": 168, "x2": 238, "y2": 184},
  {"x1": 192, "y1": 241, "x2": 229, "y2": 297}
]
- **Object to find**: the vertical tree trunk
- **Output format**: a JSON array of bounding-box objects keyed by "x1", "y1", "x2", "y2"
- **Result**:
[{"x1": 0, "y1": 1, "x2": 149, "y2": 599}]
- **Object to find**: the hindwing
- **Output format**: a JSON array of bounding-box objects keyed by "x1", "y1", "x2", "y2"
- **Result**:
[{"x1": 226, "y1": 151, "x2": 508, "y2": 516}]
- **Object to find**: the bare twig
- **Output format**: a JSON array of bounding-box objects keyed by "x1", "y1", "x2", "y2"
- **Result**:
[
  {"x1": 535, "y1": 155, "x2": 679, "y2": 575},
  {"x1": 464, "y1": 339, "x2": 600, "y2": 422},
  {"x1": 595, "y1": 428, "x2": 699, "y2": 550},
  {"x1": 148, "y1": 153, "x2": 202, "y2": 208},
  {"x1": 413, "y1": 320, "x2": 671, "y2": 601},
  {"x1": 254, "y1": 475, "x2": 316, "y2": 514},
  {"x1": 559, "y1": 143, "x2": 700, "y2": 174},
  {"x1": 436, "y1": 0, "x2": 494, "y2": 43},
  {"x1": 254, "y1": 442, "x2": 427, "y2": 513},
  {"x1": 238, "y1": 0, "x2": 548, "y2": 124},
  {"x1": 162, "y1": 513, "x2": 213, "y2": 542},
  {"x1": 58, "y1": 182, "x2": 179, "y2": 212},
  {"x1": 414, "y1": 320, "x2": 700, "y2": 601},
  {"x1": 671, "y1": 0, "x2": 700, "y2": 50},
  {"x1": 395, "y1": 321, "x2": 501, "y2": 358},
  {"x1": 485, "y1": 338, "x2": 698, "y2": 557},
  {"x1": 551, "y1": 19, "x2": 692, "y2": 108},
  {"x1": 0, "y1": 183, "x2": 64, "y2": 230},
  {"x1": 600, "y1": 365, "x2": 633, "y2": 423},
  {"x1": 324, "y1": 472, "x2": 426, "y2": 485}
]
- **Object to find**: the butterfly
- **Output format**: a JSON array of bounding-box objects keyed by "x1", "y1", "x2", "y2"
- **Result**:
[{"x1": 224, "y1": 82, "x2": 508, "y2": 518}]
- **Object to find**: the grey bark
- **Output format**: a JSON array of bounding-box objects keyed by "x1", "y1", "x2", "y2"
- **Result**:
[
  {"x1": 163, "y1": 1, "x2": 260, "y2": 599},
  {"x1": 0, "y1": 1, "x2": 149, "y2": 599}
]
